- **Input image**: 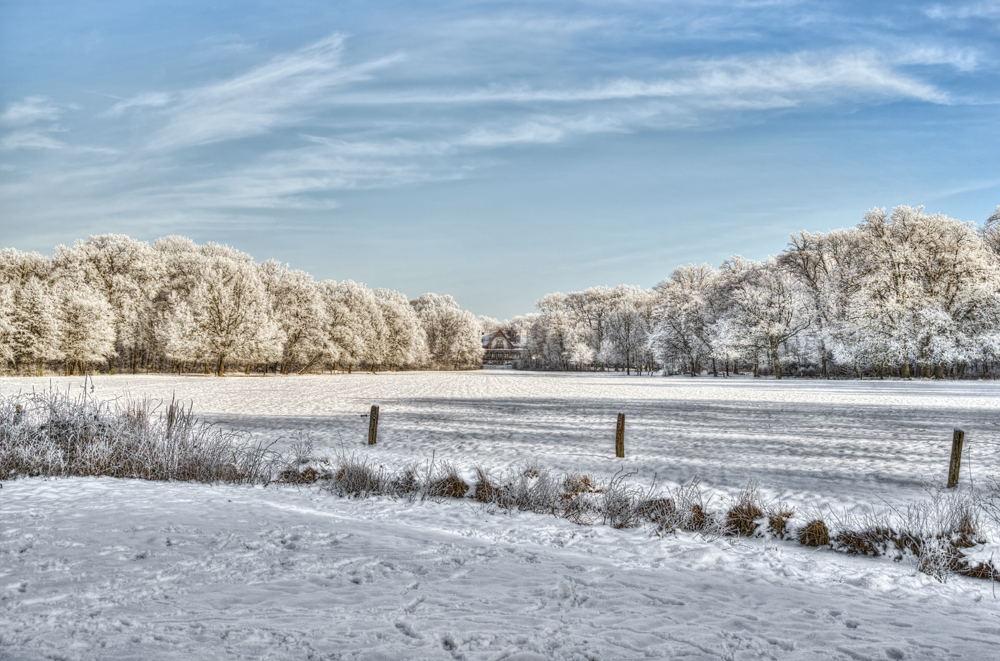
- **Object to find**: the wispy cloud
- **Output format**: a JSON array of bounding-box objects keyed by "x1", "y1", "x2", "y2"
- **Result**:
[
  {"x1": 893, "y1": 46, "x2": 979, "y2": 72},
  {"x1": 332, "y1": 51, "x2": 947, "y2": 108},
  {"x1": 104, "y1": 92, "x2": 173, "y2": 117},
  {"x1": 0, "y1": 28, "x2": 962, "y2": 229},
  {"x1": 145, "y1": 34, "x2": 405, "y2": 150},
  {"x1": 1, "y1": 97, "x2": 63, "y2": 127},
  {"x1": 925, "y1": 1, "x2": 1000, "y2": 19},
  {"x1": 1, "y1": 130, "x2": 66, "y2": 150}
]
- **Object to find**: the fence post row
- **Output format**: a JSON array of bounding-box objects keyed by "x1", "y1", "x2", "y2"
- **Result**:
[
  {"x1": 368, "y1": 405, "x2": 380, "y2": 445},
  {"x1": 615, "y1": 413, "x2": 625, "y2": 458},
  {"x1": 947, "y1": 428, "x2": 964, "y2": 488}
]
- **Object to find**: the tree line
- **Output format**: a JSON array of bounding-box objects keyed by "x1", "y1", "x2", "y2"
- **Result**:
[
  {"x1": 0, "y1": 235, "x2": 483, "y2": 376},
  {"x1": 479, "y1": 205, "x2": 1000, "y2": 379}
]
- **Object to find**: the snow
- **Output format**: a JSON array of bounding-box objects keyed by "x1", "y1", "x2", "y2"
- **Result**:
[
  {"x1": 3, "y1": 372, "x2": 1000, "y2": 659},
  {"x1": 6, "y1": 371, "x2": 999, "y2": 508},
  {"x1": 3, "y1": 478, "x2": 1000, "y2": 660}
]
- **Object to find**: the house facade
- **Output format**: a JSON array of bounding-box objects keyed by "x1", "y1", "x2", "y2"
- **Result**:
[{"x1": 481, "y1": 329, "x2": 526, "y2": 366}]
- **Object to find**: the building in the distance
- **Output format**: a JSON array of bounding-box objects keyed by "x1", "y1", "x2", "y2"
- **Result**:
[{"x1": 481, "y1": 329, "x2": 526, "y2": 367}]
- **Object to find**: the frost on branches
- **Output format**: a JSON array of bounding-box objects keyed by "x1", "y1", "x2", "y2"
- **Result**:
[
  {"x1": 2, "y1": 204, "x2": 998, "y2": 379},
  {"x1": 515, "y1": 205, "x2": 1000, "y2": 378},
  {"x1": 0, "y1": 235, "x2": 479, "y2": 375}
]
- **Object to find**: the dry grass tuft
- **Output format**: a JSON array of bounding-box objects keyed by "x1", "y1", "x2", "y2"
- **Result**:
[
  {"x1": 834, "y1": 529, "x2": 889, "y2": 557},
  {"x1": 332, "y1": 457, "x2": 385, "y2": 497},
  {"x1": 429, "y1": 464, "x2": 469, "y2": 499},
  {"x1": 688, "y1": 504, "x2": 707, "y2": 531},
  {"x1": 799, "y1": 519, "x2": 830, "y2": 547},
  {"x1": 639, "y1": 497, "x2": 676, "y2": 525},
  {"x1": 474, "y1": 467, "x2": 502, "y2": 503},
  {"x1": 958, "y1": 561, "x2": 1000, "y2": 582},
  {"x1": 391, "y1": 467, "x2": 421, "y2": 496},
  {"x1": 725, "y1": 481, "x2": 765, "y2": 537},
  {"x1": 768, "y1": 508, "x2": 794, "y2": 538}
]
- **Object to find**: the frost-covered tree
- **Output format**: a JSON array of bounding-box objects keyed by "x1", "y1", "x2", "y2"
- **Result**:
[
  {"x1": 650, "y1": 264, "x2": 717, "y2": 376},
  {"x1": 831, "y1": 206, "x2": 1000, "y2": 378},
  {"x1": 53, "y1": 234, "x2": 163, "y2": 373},
  {"x1": 8, "y1": 277, "x2": 60, "y2": 375},
  {"x1": 189, "y1": 245, "x2": 278, "y2": 376},
  {"x1": 564, "y1": 286, "x2": 619, "y2": 370},
  {"x1": 259, "y1": 261, "x2": 328, "y2": 374},
  {"x1": 54, "y1": 281, "x2": 115, "y2": 374},
  {"x1": 410, "y1": 293, "x2": 483, "y2": 369},
  {"x1": 323, "y1": 280, "x2": 380, "y2": 372},
  {"x1": 376, "y1": 289, "x2": 427, "y2": 370},
  {"x1": 716, "y1": 256, "x2": 813, "y2": 379},
  {"x1": 0, "y1": 248, "x2": 52, "y2": 286},
  {"x1": 524, "y1": 295, "x2": 577, "y2": 370},
  {"x1": 0, "y1": 285, "x2": 15, "y2": 367},
  {"x1": 982, "y1": 205, "x2": 1000, "y2": 257},
  {"x1": 604, "y1": 287, "x2": 650, "y2": 375}
]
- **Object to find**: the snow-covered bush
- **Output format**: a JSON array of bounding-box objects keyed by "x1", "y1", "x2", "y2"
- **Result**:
[{"x1": 0, "y1": 387, "x2": 279, "y2": 483}]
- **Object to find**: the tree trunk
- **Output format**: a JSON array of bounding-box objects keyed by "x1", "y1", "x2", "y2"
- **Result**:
[
  {"x1": 773, "y1": 347, "x2": 782, "y2": 380},
  {"x1": 38, "y1": 357, "x2": 43, "y2": 377},
  {"x1": 216, "y1": 354, "x2": 226, "y2": 377},
  {"x1": 934, "y1": 363, "x2": 944, "y2": 380},
  {"x1": 298, "y1": 354, "x2": 322, "y2": 375},
  {"x1": 901, "y1": 362, "x2": 910, "y2": 379}
]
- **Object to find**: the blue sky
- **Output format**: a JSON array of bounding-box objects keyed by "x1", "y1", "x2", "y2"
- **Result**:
[{"x1": 1, "y1": 0, "x2": 998, "y2": 318}]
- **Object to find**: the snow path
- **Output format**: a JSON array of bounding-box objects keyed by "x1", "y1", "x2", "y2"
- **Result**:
[
  {"x1": 3, "y1": 478, "x2": 999, "y2": 660},
  {"x1": 5, "y1": 372, "x2": 1000, "y2": 511}
]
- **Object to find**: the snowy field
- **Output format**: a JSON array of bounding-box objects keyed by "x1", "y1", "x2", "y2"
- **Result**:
[
  {"x1": 3, "y1": 372, "x2": 1000, "y2": 659},
  {"x1": 5, "y1": 371, "x2": 1000, "y2": 506}
]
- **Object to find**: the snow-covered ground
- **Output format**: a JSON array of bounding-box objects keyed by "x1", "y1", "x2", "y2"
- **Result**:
[
  {"x1": 4, "y1": 477, "x2": 1000, "y2": 660},
  {"x1": 5, "y1": 371, "x2": 1000, "y2": 507},
  {"x1": 3, "y1": 372, "x2": 1000, "y2": 659}
]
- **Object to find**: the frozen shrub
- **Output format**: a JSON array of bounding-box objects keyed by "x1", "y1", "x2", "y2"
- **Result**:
[
  {"x1": 600, "y1": 470, "x2": 648, "y2": 530},
  {"x1": 725, "y1": 481, "x2": 765, "y2": 537},
  {"x1": 331, "y1": 455, "x2": 386, "y2": 497},
  {"x1": 474, "y1": 467, "x2": 503, "y2": 503},
  {"x1": 504, "y1": 466, "x2": 561, "y2": 513},
  {"x1": 834, "y1": 529, "x2": 891, "y2": 557},
  {"x1": 428, "y1": 463, "x2": 469, "y2": 499},
  {"x1": 1, "y1": 389, "x2": 279, "y2": 484},
  {"x1": 562, "y1": 473, "x2": 597, "y2": 497},
  {"x1": 639, "y1": 497, "x2": 676, "y2": 527},
  {"x1": 799, "y1": 519, "x2": 830, "y2": 547},
  {"x1": 391, "y1": 466, "x2": 422, "y2": 498},
  {"x1": 767, "y1": 507, "x2": 794, "y2": 539}
]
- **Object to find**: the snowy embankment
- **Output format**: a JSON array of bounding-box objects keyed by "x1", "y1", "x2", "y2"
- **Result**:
[
  {"x1": 3, "y1": 478, "x2": 1000, "y2": 660},
  {"x1": 3, "y1": 372, "x2": 1000, "y2": 659}
]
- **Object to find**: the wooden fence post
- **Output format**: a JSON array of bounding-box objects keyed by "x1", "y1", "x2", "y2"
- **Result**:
[
  {"x1": 166, "y1": 403, "x2": 176, "y2": 440},
  {"x1": 947, "y1": 428, "x2": 964, "y2": 488},
  {"x1": 368, "y1": 405, "x2": 380, "y2": 446},
  {"x1": 615, "y1": 413, "x2": 625, "y2": 458}
]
